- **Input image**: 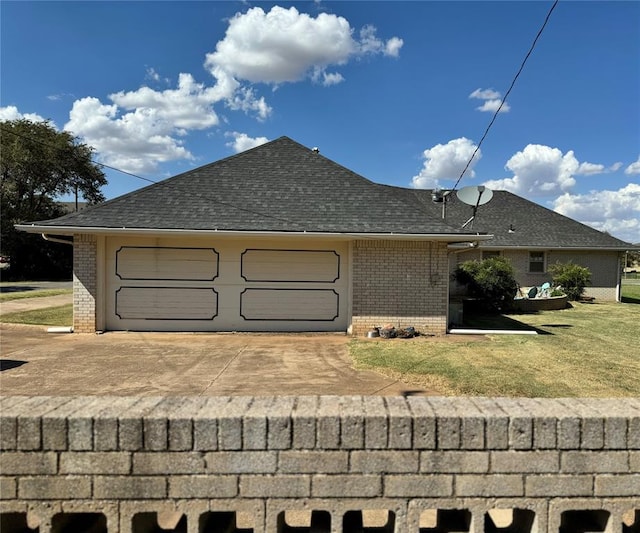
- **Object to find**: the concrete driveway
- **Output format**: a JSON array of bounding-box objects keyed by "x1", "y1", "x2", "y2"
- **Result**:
[{"x1": 0, "y1": 324, "x2": 432, "y2": 396}]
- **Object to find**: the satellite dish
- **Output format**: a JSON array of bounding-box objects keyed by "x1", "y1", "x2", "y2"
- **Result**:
[{"x1": 457, "y1": 185, "x2": 493, "y2": 206}]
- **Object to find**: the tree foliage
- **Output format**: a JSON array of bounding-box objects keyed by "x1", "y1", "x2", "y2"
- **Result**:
[
  {"x1": 548, "y1": 261, "x2": 591, "y2": 301},
  {"x1": 453, "y1": 256, "x2": 519, "y2": 313},
  {"x1": 0, "y1": 119, "x2": 107, "y2": 280}
]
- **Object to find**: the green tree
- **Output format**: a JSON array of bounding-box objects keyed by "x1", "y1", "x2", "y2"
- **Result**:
[
  {"x1": 0, "y1": 119, "x2": 107, "y2": 280},
  {"x1": 453, "y1": 256, "x2": 519, "y2": 313},
  {"x1": 548, "y1": 262, "x2": 591, "y2": 301}
]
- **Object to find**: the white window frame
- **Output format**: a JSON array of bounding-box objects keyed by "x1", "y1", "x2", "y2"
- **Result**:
[{"x1": 528, "y1": 251, "x2": 546, "y2": 273}]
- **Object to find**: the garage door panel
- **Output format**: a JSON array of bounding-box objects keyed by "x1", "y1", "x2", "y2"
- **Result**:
[
  {"x1": 240, "y1": 288, "x2": 340, "y2": 321},
  {"x1": 116, "y1": 246, "x2": 219, "y2": 281},
  {"x1": 115, "y1": 287, "x2": 218, "y2": 320},
  {"x1": 241, "y1": 249, "x2": 340, "y2": 282}
]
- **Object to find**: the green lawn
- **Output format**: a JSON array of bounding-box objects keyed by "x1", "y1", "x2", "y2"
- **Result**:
[
  {"x1": 0, "y1": 304, "x2": 73, "y2": 326},
  {"x1": 350, "y1": 301, "x2": 640, "y2": 397},
  {"x1": 0, "y1": 288, "x2": 72, "y2": 302},
  {"x1": 621, "y1": 280, "x2": 640, "y2": 303}
]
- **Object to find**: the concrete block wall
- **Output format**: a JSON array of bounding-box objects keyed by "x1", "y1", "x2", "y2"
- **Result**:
[
  {"x1": 1, "y1": 396, "x2": 638, "y2": 533},
  {"x1": 352, "y1": 240, "x2": 449, "y2": 335},
  {"x1": 72, "y1": 234, "x2": 97, "y2": 333}
]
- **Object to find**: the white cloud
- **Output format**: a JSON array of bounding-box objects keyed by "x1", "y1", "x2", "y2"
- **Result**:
[
  {"x1": 625, "y1": 155, "x2": 640, "y2": 175},
  {"x1": 411, "y1": 138, "x2": 481, "y2": 189},
  {"x1": 484, "y1": 144, "x2": 582, "y2": 196},
  {"x1": 65, "y1": 97, "x2": 191, "y2": 174},
  {"x1": 110, "y1": 73, "x2": 221, "y2": 130},
  {"x1": 225, "y1": 132, "x2": 270, "y2": 153},
  {"x1": 469, "y1": 87, "x2": 510, "y2": 113},
  {"x1": 204, "y1": 6, "x2": 402, "y2": 85},
  {"x1": 0, "y1": 105, "x2": 50, "y2": 125},
  {"x1": 576, "y1": 161, "x2": 606, "y2": 175},
  {"x1": 60, "y1": 6, "x2": 402, "y2": 175},
  {"x1": 553, "y1": 183, "x2": 640, "y2": 243}
]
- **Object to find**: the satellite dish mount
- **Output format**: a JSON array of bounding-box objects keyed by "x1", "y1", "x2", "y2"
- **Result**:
[{"x1": 456, "y1": 186, "x2": 493, "y2": 229}]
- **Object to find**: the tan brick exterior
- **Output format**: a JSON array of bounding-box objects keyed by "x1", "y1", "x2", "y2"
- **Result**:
[
  {"x1": 73, "y1": 234, "x2": 97, "y2": 333},
  {"x1": 351, "y1": 240, "x2": 449, "y2": 335}
]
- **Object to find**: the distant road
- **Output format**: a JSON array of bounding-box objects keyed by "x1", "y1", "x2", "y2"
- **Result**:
[{"x1": 0, "y1": 281, "x2": 73, "y2": 293}]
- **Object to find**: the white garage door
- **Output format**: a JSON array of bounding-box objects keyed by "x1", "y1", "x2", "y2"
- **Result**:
[{"x1": 105, "y1": 237, "x2": 349, "y2": 332}]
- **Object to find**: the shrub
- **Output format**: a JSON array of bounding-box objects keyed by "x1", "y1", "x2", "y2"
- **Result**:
[
  {"x1": 453, "y1": 256, "x2": 519, "y2": 312},
  {"x1": 548, "y1": 262, "x2": 591, "y2": 301}
]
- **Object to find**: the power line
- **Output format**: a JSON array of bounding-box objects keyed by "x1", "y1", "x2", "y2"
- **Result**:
[{"x1": 452, "y1": 0, "x2": 559, "y2": 192}]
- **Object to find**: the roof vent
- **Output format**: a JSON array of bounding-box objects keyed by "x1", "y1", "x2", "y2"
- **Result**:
[{"x1": 312, "y1": 147, "x2": 320, "y2": 154}]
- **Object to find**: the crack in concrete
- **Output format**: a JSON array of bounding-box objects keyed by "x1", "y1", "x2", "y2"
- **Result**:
[{"x1": 199, "y1": 345, "x2": 248, "y2": 395}]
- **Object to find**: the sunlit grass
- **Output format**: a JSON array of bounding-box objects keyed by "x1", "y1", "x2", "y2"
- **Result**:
[
  {"x1": 0, "y1": 288, "x2": 72, "y2": 302},
  {"x1": 350, "y1": 301, "x2": 640, "y2": 397},
  {"x1": 0, "y1": 304, "x2": 72, "y2": 326}
]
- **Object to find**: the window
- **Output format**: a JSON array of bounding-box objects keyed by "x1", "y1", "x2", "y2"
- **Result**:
[
  {"x1": 529, "y1": 251, "x2": 545, "y2": 273},
  {"x1": 482, "y1": 251, "x2": 501, "y2": 260}
]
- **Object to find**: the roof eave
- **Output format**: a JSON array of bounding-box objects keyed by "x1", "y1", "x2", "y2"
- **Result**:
[{"x1": 16, "y1": 224, "x2": 493, "y2": 243}]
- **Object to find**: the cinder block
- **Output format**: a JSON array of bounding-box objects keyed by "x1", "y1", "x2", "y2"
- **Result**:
[
  {"x1": 118, "y1": 398, "x2": 165, "y2": 451},
  {"x1": 581, "y1": 418, "x2": 605, "y2": 450},
  {"x1": 491, "y1": 451, "x2": 559, "y2": 473},
  {"x1": 421, "y1": 451, "x2": 489, "y2": 473},
  {"x1": 604, "y1": 417, "x2": 628, "y2": 449},
  {"x1": 218, "y1": 397, "x2": 251, "y2": 450},
  {"x1": 594, "y1": 474, "x2": 640, "y2": 496},
  {"x1": 133, "y1": 452, "x2": 205, "y2": 474},
  {"x1": 456, "y1": 475, "x2": 524, "y2": 497},
  {"x1": 243, "y1": 397, "x2": 270, "y2": 450},
  {"x1": 168, "y1": 418, "x2": 193, "y2": 451},
  {"x1": 61, "y1": 452, "x2": 129, "y2": 475},
  {"x1": 278, "y1": 450, "x2": 348, "y2": 473},
  {"x1": 631, "y1": 451, "x2": 640, "y2": 472},
  {"x1": 471, "y1": 398, "x2": 509, "y2": 450},
  {"x1": 350, "y1": 451, "x2": 418, "y2": 473},
  {"x1": 291, "y1": 396, "x2": 317, "y2": 449},
  {"x1": 312, "y1": 474, "x2": 381, "y2": 497},
  {"x1": 340, "y1": 397, "x2": 364, "y2": 450},
  {"x1": 384, "y1": 474, "x2": 453, "y2": 497},
  {"x1": 363, "y1": 396, "x2": 387, "y2": 449},
  {"x1": 0, "y1": 452, "x2": 57, "y2": 475},
  {"x1": 0, "y1": 477, "x2": 17, "y2": 499},
  {"x1": 629, "y1": 416, "x2": 640, "y2": 449},
  {"x1": 240, "y1": 475, "x2": 310, "y2": 498},
  {"x1": 385, "y1": 397, "x2": 412, "y2": 450},
  {"x1": 406, "y1": 397, "x2": 436, "y2": 449},
  {"x1": 19, "y1": 476, "x2": 92, "y2": 499},
  {"x1": 455, "y1": 398, "x2": 485, "y2": 450},
  {"x1": 428, "y1": 398, "x2": 461, "y2": 449},
  {"x1": 205, "y1": 451, "x2": 277, "y2": 473},
  {"x1": 561, "y1": 451, "x2": 629, "y2": 473},
  {"x1": 524, "y1": 474, "x2": 593, "y2": 497},
  {"x1": 557, "y1": 416, "x2": 581, "y2": 450},
  {"x1": 193, "y1": 418, "x2": 217, "y2": 451},
  {"x1": 0, "y1": 417, "x2": 17, "y2": 451},
  {"x1": 168, "y1": 475, "x2": 238, "y2": 498},
  {"x1": 317, "y1": 396, "x2": 340, "y2": 449},
  {"x1": 93, "y1": 476, "x2": 167, "y2": 499},
  {"x1": 268, "y1": 397, "x2": 294, "y2": 450},
  {"x1": 143, "y1": 418, "x2": 168, "y2": 451}
]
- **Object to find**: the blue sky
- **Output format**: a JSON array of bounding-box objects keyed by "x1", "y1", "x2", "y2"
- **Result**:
[{"x1": 1, "y1": 1, "x2": 639, "y2": 242}]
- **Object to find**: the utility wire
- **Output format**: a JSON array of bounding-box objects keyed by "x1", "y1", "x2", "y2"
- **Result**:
[{"x1": 452, "y1": 0, "x2": 559, "y2": 192}]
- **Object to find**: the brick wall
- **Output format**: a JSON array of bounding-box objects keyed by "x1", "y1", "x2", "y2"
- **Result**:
[
  {"x1": 72, "y1": 234, "x2": 97, "y2": 333},
  {"x1": 352, "y1": 241, "x2": 449, "y2": 335},
  {"x1": 1, "y1": 396, "x2": 638, "y2": 533}
]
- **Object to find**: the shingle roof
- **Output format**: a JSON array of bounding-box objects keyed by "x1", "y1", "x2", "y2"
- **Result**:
[
  {"x1": 23, "y1": 136, "x2": 633, "y2": 249},
  {"x1": 388, "y1": 187, "x2": 633, "y2": 249},
  {"x1": 25, "y1": 137, "x2": 476, "y2": 236}
]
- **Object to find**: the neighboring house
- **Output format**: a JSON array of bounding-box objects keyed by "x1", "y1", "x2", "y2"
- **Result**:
[
  {"x1": 17, "y1": 137, "x2": 634, "y2": 334},
  {"x1": 391, "y1": 188, "x2": 634, "y2": 301},
  {"x1": 17, "y1": 137, "x2": 491, "y2": 335}
]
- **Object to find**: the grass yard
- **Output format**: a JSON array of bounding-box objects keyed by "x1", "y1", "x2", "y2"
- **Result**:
[
  {"x1": 0, "y1": 288, "x2": 72, "y2": 302},
  {"x1": 0, "y1": 304, "x2": 72, "y2": 326},
  {"x1": 350, "y1": 301, "x2": 640, "y2": 397},
  {"x1": 621, "y1": 280, "x2": 640, "y2": 303}
]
